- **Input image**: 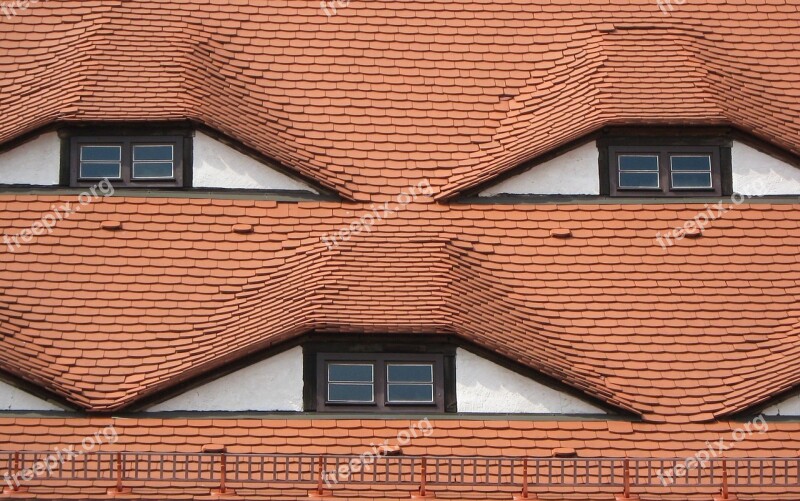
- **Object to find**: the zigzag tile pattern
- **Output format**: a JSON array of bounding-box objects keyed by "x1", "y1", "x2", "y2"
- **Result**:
[
  {"x1": 0, "y1": 1, "x2": 799, "y2": 199},
  {"x1": 1, "y1": 196, "x2": 799, "y2": 422}
]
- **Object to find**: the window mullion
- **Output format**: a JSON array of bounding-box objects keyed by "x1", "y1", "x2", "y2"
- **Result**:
[
  {"x1": 377, "y1": 357, "x2": 386, "y2": 410},
  {"x1": 122, "y1": 140, "x2": 132, "y2": 184}
]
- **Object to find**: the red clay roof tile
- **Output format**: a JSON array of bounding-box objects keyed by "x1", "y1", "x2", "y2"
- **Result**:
[
  {"x1": 0, "y1": 5, "x2": 799, "y2": 500},
  {"x1": 0, "y1": 2, "x2": 798, "y2": 200},
  {"x1": 0, "y1": 198, "x2": 798, "y2": 422},
  {"x1": 0, "y1": 418, "x2": 795, "y2": 500}
]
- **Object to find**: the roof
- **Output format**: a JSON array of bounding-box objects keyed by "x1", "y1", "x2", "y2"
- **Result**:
[
  {"x1": 0, "y1": 1, "x2": 799, "y2": 200},
  {"x1": 2, "y1": 1, "x2": 800, "y2": 499},
  {"x1": 1, "y1": 417, "x2": 799, "y2": 500},
  {"x1": 1, "y1": 196, "x2": 799, "y2": 422}
]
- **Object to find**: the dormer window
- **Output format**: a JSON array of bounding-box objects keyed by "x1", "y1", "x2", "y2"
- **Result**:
[
  {"x1": 70, "y1": 135, "x2": 185, "y2": 188},
  {"x1": 608, "y1": 145, "x2": 722, "y2": 196},
  {"x1": 300, "y1": 337, "x2": 607, "y2": 415},
  {"x1": 468, "y1": 127, "x2": 759, "y2": 199},
  {"x1": 316, "y1": 353, "x2": 445, "y2": 412},
  {"x1": 302, "y1": 338, "x2": 457, "y2": 414},
  {"x1": 594, "y1": 128, "x2": 738, "y2": 198}
]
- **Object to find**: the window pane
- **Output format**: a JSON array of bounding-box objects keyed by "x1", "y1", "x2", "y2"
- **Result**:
[
  {"x1": 328, "y1": 363, "x2": 373, "y2": 383},
  {"x1": 387, "y1": 364, "x2": 433, "y2": 383},
  {"x1": 80, "y1": 162, "x2": 121, "y2": 179},
  {"x1": 81, "y1": 145, "x2": 121, "y2": 162},
  {"x1": 619, "y1": 155, "x2": 658, "y2": 171},
  {"x1": 672, "y1": 172, "x2": 712, "y2": 189},
  {"x1": 670, "y1": 155, "x2": 711, "y2": 171},
  {"x1": 619, "y1": 172, "x2": 659, "y2": 189},
  {"x1": 133, "y1": 145, "x2": 173, "y2": 161},
  {"x1": 387, "y1": 384, "x2": 434, "y2": 403},
  {"x1": 133, "y1": 162, "x2": 174, "y2": 179},
  {"x1": 328, "y1": 383, "x2": 374, "y2": 403},
  {"x1": 79, "y1": 145, "x2": 121, "y2": 179}
]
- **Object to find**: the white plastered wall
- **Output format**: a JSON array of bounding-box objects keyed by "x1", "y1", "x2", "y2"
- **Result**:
[
  {"x1": 762, "y1": 392, "x2": 800, "y2": 417},
  {"x1": 477, "y1": 139, "x2": 800, "y2": 197},
  {"x1": 0, "y1": 132, "x2": 61, "y2": 185},
  {"x1": 479, "y1": 141, "x2": 600, "y2": 196},
  {"x1": 731, "y1": 141, "x2": 800, "y2": 195},
  {"x1": 192, "y1": 132, "x2": 317, "y2": 192},
  {"x1": 455, "y1": 349, "x2": 605, "y2": 414},
  {"x1": 0, "y1": 380, "x2": 62, "y2": 411},
  {"x1": 146, "y1": 346, "x2": 605, "y2": 414},
  {"x1": 3, "y1": 134, "x2": 798, "y2": 196},
  {"x1": 148, "y1": 347, "x2": 304, "y2": 412}
]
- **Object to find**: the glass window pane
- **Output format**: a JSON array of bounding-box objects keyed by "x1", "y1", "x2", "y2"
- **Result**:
[
  {"x1": 672, "y1": 172, "x2": 712, "y2": 189},
  {"x1": 80, "y1": 162, "x2": 121, "y2": 179},
  {"x1": 670, "y1": 155, "x2": 711, "y2": 171},
  {"x1": 619, "y1": 155, "x2": 659, "y2": 171},
  {"x1": 133, "y1": 162, "x2": 174, "y2": 179},
  {"x1": 619, "y1": 172, "x2": 659, "y2": 189},
  {"x1": 134, "y1": 145, "x2": 173, "y2": 161},
  {"x1": 387, "y1": 384, "x2": 434, "y2": 403},
  {"x1": 387, "y1": 364, "x2": 433, "y2": 383},
  {"x1": 328, "y1": 383, "x2": 374, "y2": 403},
  {"x1": 81, "y1": 145, "x2": 121, "y2": 162},
  {"x1": 328, "y1": 364, "x2": 373, "y2": 383}
]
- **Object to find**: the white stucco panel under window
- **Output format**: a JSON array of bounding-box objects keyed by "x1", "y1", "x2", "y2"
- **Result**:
[
  {"x1": 147, "y1": 347, "x2": 304, "y2": 412},
  {"x1": 192, "y1": 132, "x2": 318, "y2": 192},
  {"x1": 479, "y1": 141, "x2": 600, "y2": 196},
  {"x1": 0, "y1": 380, "x2": 63, "y2": 411},
  {"x1": 456, "y1": 348, "x2": 605, "y2": 414},
  {"x1": 0, "y1": 132, "x2": 61, "y2": 186},
  {"x1": 731, "y1": 141, "x2": 800, "y2": 195},
  {"x1": 762, "y1": 391, "x2": 800, "y2": 417}
]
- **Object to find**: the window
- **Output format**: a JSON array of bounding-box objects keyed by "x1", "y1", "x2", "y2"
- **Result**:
[
  {"x1": 617, "y1": 154, "x2": 659, "y2": 189},
  {"x1": 386, "y1": 364, "x2": 434, "y2": 403},
  {"x1": 69, "y1": 135, "x2": 185, "y2": 188},
  {"x1": 316, "y1": 353, "x2": 445, "y2": 412},
  {"x1": 327, "y1": 363, "x2": 374, "y2": 403},
  {"x1": 608, "y1": 145, "x2": 722, "y2": 196},
  {"x1": 670, "y1": 155, "x2": 713, "y2": 189},
  {"x1": 79, "y1": 145, "x2": 122, "y2": 179},
  {"x1": 132, "y1": 145, "x2": 175, "y2": 179}
]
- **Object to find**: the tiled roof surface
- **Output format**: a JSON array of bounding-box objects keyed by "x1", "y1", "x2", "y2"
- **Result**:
[
  {"x1": 0, "y1": 1, "x2": 799, "y2": 199},
  {"x1": 0, "y1": 417, "x2": 799, "y2": 500},
  {"x1": 2, "y1": 1, "x2": 800, "y2": 499},
  {"x1": 1, "y1": 196, "x2": 799, "y2": 422}
]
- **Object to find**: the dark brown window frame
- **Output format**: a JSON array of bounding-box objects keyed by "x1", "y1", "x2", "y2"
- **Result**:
[
  {"x1": 315, "y1": 353, "x2": 445, "y2": 412},
  {"x1": 595, "y1": 129, "x2": 737, "y2": 197},
  {"x1": 303, "y1": 336, "x2": 457, "y2": 414},
  {"x1": 608, "y1": 144, "x2": 723, "y2": 197},
  {"x1": 59, "y1": 124, "x2": 194, "y2": 189},
  {"x1": 69, "y1": 135, "x2": 186, "y2": 188}
]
